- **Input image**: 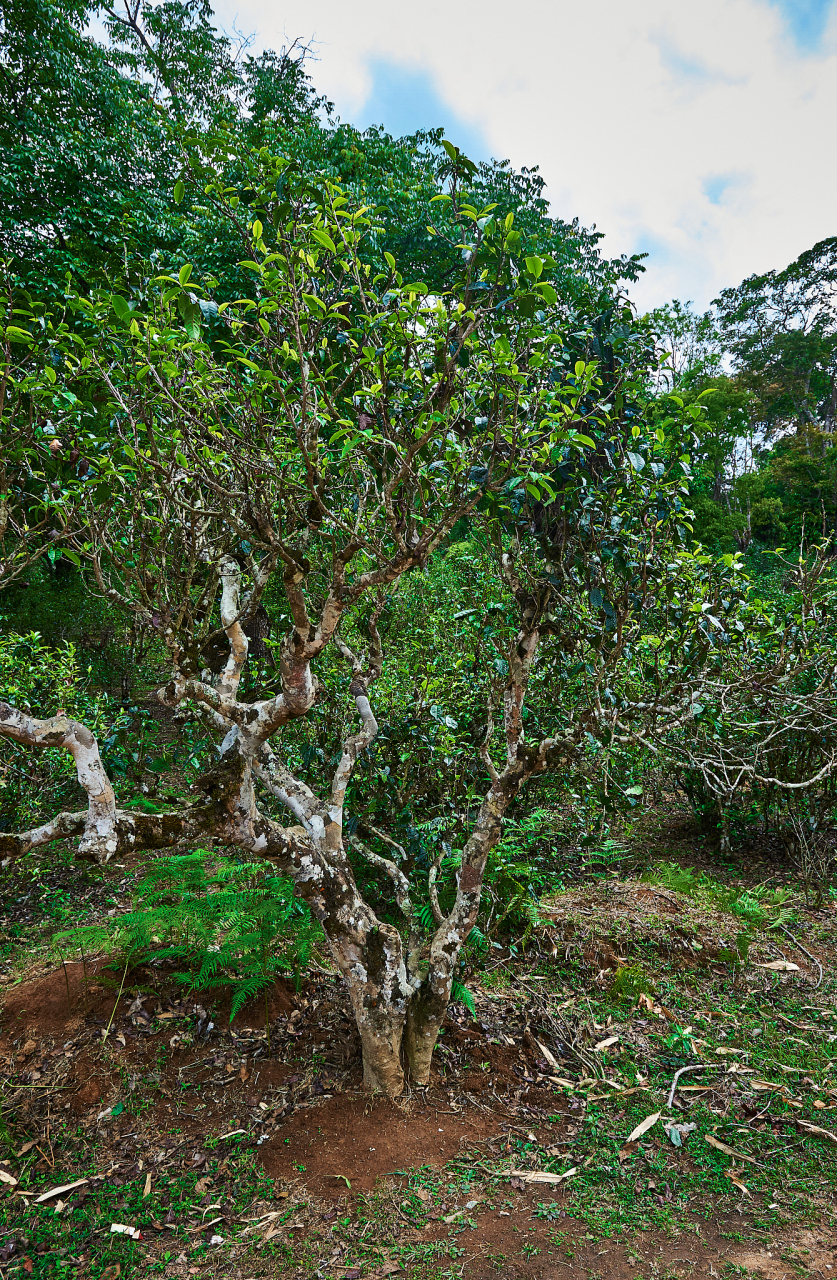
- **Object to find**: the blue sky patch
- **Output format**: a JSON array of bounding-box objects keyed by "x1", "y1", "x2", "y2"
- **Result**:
[
  {"x1": 354, "y1": 59, "x2": 490, "y2": 162},
  {"x1": 702, "y1": 172, "x2": 749, "y2": 205},
  {"x1": 768, "y1": 0, "x2": 835, "y2": 50}
]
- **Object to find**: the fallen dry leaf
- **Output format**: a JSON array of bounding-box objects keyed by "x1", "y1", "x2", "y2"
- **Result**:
[
  {"x1": 754, "y1": 960, "x2": 799, "y2": 972},
  {"x1": 0, "y1": 1170, "x2": 19, "y2": 1187},
  {"x1": 704, "y1": 1134, "x2": 758, "y2": 1166},
  {"x1": 627, "y1": 1111, "x2": 661, "y2": 1144},
  {"x1": 508, "y1": 1167, "x2": 578, "y2": 1184},
  {"x1": 594, "y1": 1035, "x2": 619, "y2": 1051},
  {"x1": 35, "y1": 1178, "x2": 89, "y2": 1203},
  {"x1": 15, "y1": 1141, "x2": 38, "y2": 1158},
  {"x1": 22, "y1": 1040, "x2": 36, "y2": 1057},
  {"x1": 797, "y1": 1119, "x2": 837, "y2": 1143},
  {"x1": 533, "y1": 1038, "x2": 561, "y2": 1070},
  {"x1": 185, "y1": 1216, "x2": 224, "y2": 1234},
  {"x1": 724, "y1": 1170, "x2": 750, "y2": 1195},
  {"x1": 142, "y1": 1173, "x2": 152, "y2": 1199}
]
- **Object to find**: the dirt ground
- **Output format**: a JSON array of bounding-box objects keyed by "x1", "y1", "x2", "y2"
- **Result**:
[{"x1": 2, "y1": 864, "x2": 836, "y2": 1278}]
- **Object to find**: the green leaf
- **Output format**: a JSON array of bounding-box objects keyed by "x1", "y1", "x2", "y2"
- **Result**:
[
  {"x1": 178, "y1": 264, "x2": 193, "y2": 287},
  {"x1": 311, "y1": 228, "x2": 336, "y2": 253},
  {"x1": 251, "y1": 219, "x2": 263, "y2": 241},
  {"x1": 4, "y1": 326, "x2": 32, "y2": 344},
  {"x1": 525, "y1": 255, "x2": 543, "y2": 280},
  {"x1": 451, "y1": 980, "x2": 476, "y2": 1017},
  {"x1": 111, "y1": 295, "x2": 131, "y2": 324},
  {"x1": 626, "y1": 451, "x2": 646, "y2": 472},
  {"x1": 173, "y1": 180, "x2": 185, "y2": 205}
]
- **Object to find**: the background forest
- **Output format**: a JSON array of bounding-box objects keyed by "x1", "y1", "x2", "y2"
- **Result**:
[{"x1": 2, "y1": 4, "x2": 837, "y2": 1276}]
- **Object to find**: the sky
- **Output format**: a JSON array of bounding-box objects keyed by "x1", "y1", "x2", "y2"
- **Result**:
[{"x1": 212, "y1": 0, "x2": 837, "y2": 313}]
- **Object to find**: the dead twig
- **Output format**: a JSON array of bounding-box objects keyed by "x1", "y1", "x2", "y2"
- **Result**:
[
  {"x1": 776, "y1": 924, "x2": 823, "y2": 990},
  {"x1": 667, "y1": 1063, "x2": 723, "y2": 1110}
]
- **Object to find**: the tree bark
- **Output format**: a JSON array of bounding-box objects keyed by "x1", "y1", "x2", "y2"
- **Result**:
[
  {"x1": 0, "y1": 566, "x2": 562, "y2": 1094},
  {"x1": 0, "y1": 703, "x2": 119, "y2": 862}
]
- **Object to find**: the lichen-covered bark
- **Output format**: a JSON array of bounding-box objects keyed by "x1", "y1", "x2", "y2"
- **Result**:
[{"x1": 0, "y1": 703, "x2": 119, "y2": 862}]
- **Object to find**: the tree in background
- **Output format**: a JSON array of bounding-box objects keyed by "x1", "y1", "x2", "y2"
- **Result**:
[
  {"x1": 648, "y1": 239, "x2": 837, "y2": 550},
  {"x1": 714, "y1": 237, "x2": 837, "y2": 439}
]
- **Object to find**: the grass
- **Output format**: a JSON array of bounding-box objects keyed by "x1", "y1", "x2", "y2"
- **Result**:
[
  {"x1": 0, "y1": 1139, "x2": 272, "y2": 1277},
  {"x1": 1, "y1": 839, "x2": 836, "y2": 1277}
]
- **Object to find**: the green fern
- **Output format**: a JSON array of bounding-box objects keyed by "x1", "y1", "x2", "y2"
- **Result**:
[
  {"x1": 53, "y1": 849, "x2": 322, "y2": 1038},
  {"x1": 450, "y1": 979, "x2": 476, "y2": 1017}
]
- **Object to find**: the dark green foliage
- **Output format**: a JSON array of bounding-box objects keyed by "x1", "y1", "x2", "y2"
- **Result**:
[
  {"x1": 53, "y1": 850, "x2": 322, "y2": 1019},
  {"x1": 714, "y1": 236, "x2": 837, "y2": 438}
]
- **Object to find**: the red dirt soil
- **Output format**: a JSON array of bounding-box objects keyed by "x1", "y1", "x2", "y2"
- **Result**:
[
  {"x1": 261, "y1": 1092, "x2": 506, "y2": 1195},
  {"x1": 3, "y1": 961, "x2": 835, "y2": 1277},
  {"x1": 0, "y1": 959, "x2": 121, "y2": 1037}
]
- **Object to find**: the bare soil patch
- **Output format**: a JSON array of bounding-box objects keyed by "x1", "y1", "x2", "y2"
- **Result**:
[
  {"x1": 2, "y1": 866, "x2": 836, "y2": 1279},
  {"x1": 261, "y1": 1092, "x2": 503, "y2": 1195}
]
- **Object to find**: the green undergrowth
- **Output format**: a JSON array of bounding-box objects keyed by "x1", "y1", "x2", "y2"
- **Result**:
[
  {"x1": 642, "y1": 860, "x2": 798, "y2": 928},
  {"x1": 0, "y1": 1137, "x2": 270, "y2": 1278},
  {"x1": 51, "y1": 850, "x2": 322, "y2": 1027},
  {"x1": 2, "y1": 848, "x2": 836, "y2": 1276}
]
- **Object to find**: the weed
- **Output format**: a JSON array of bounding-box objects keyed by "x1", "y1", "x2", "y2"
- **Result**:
[
  {"x1": 608, "y1": 964, "x2": 652, "y2": 1003},
  {"x1": 642, "y1": 862, "x2": 796, "y2": 927}
]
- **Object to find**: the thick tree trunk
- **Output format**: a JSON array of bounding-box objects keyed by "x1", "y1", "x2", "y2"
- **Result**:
[
  {"x1": 356, "y1": 1010, "x2": 407, "y2": 1094},
  {"x1": 404, "y1": 1001, "x2": 444, "y2": 1086}
]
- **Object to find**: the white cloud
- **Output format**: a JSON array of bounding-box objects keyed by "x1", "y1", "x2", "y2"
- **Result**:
[{"x1": 215, "y1": 0, "x2": 837, "y2": 310}]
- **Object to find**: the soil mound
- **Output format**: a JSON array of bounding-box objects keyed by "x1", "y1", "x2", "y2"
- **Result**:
[
  {"x1": 0, "y1": 960, "x2": 119, "y2": 1038},
  {"x1": 261, "y1": 1091, "x2": 500, "y2": 1195}
]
